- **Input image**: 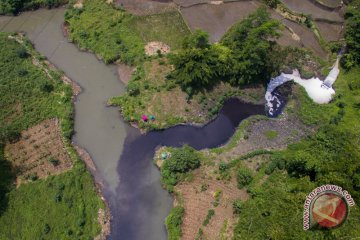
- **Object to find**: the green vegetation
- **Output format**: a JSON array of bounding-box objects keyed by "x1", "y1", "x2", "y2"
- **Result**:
[
  {"x1": 232, "y1": 199, "x2": 243, "y2": 214},
  {"x1": 234, "y1": 68, "x2": 360, "y2": 238},
  {"x1": 264, "y1": 130, "x2": 278, "y2": 140},
  {"x1": 236, "y1": 167, "x2": 253, "y2": 189},
  {"x1": 65, "y1": 0, "x2": 144, "y2": 64},
  {"x1": 342, "y1": 0, "x2": 360, "y2": 69},
  {"x1": 202, "y1": 209, "x2": 215, "y2": 226},
  {"x1": 128, "y1": 11, "x2": 191, "y2": 51},
  {"x1": 169, "y1": 7, "x2": 282, "y2": 95},
  {"x1": 263, "y1": 0, "x2": 280, "y2": 8},
  {"x1": 0, "y1": 0, "x2": 67, "y2": 15},
  {"x1": 160, "y1": 145, "x2": 201, "y2": 192},
  {"x1": 165, "y1": 206, "x2": 184, "y2": 240},
  {"x1": 0, "y1": 33, "x2": 103, "y2": 239},
  {"x1": 65, "y1": 0, "x2": 190, "y2": 64}
]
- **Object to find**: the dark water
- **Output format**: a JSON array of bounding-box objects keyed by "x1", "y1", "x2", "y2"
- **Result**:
[{"x1": 108, "y1": 98, "x2": 264, "y2": 240}]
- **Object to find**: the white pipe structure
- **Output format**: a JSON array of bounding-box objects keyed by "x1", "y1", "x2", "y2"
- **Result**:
[{"x1": 266, "y1": 57, "x2": 341, "y2": 116}]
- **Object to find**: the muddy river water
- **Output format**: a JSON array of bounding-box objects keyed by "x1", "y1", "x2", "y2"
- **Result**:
[{"x1": 0, "y1": 8, "x2": 264, "y2": 240}]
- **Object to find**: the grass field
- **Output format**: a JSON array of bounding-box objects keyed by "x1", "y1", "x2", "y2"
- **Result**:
[
  {"x1": 0, "y1": 33, "x2": 103, "y2": 239},
  {"x1": 65, "y1": 0, "x2": 190, "y2": 64}
]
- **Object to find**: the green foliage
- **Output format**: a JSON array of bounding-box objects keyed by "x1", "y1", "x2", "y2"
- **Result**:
[
  {"x1": 232, "y1": 199, "x2": 243, "y2": 214},
  {"x1": 263, "y1": 0, "x2": 279, "y2": 8},
  {"x1": 182, "y1": 29, "x2": 210, "y2": 49},
  {"x1": 202, "y1": 209, "x2": 215, "y2": 226},
  {"x1": 264, "y1": 130, "x2": 278, "y2": 140},
  {"x1": 342, "y1": 0, "x2": 360, "y2": 69},
  {"x1": 0, "y1": 33, "x2": 103, "y2": 239},
  {"x1": 169, "y1": 7, "x2": 282, "y2": 94},
  {"x1": 236, "y1": 167, "x2": 253, "y2": 189},
  {"x1": 165, "y1": 206, "x2": 184, "y2": 240},
  {"x1": 127, "y1": 10, "x2": 190, "y2": 51},
  {"x1": 235, "y1": 68, "x2": 360, "y2": 238},
  {"x1": 161, "y1": 145, "x2": 201, "y2": 192},
  {"x1": 65, "y1": 0, "x2": 144, "y2": 64},
  {"x1": 221, "y1": 7, "x2": 282, "y2": 85},
  {"x1": 169, "y1": 31, "x2": 231, "y2": 94},
  {"x1": 0, "y1": 0, "x2": 67, "y2": 15}
]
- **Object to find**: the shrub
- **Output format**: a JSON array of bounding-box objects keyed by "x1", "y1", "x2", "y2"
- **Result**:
[
  {"x1": 236, "y1": 167, "x2": 253, "y2": 188},
  {"x1": 16, "y1": 48, "x2": 28, "y2": 58},
  {"x1": 48, "y1": 157, "x2": 60, "y2": 166},
  {"x1": 165, "y1": 206, "x2": 184, "y2": 240},
  {"x1": 202, "y1": 209, "x2": 215, "y2": 226},
  {"x1": 40, "y1": 82, "x2": 54, "y2": 93},
  {"x1": 43, "y1": 224, "x2": 51, "y2": 234},
  {"x1": 163, "y1": 145, "x2": 200, "y2": 173},
  {"x1": 233, "y1": 199, "x2": 243, "y2": 214},
  {"x1": 161, "y1": 145, "x2": 200, "y2": 191}
]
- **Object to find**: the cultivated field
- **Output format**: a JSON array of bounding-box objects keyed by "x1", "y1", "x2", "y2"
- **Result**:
[{"x1": 5, "y1": 119, "x2": 72, "y2": 185}]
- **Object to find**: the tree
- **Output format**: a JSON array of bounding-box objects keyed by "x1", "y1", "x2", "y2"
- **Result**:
[
  {"x1": 182, "y1": 29, "x2": 210, "y2": 49},
  {"x1": 342, "y1": 0, "x2": 360, "y2": 69},
  {"x1": 169, "y1": 37, "x2": 231, "y2": 95},
  {"x1": 221, "y1": 7, "x2": 282, "y2": 85}
]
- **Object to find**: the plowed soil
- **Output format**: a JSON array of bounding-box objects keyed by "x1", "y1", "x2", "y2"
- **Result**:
[
  {"x1": 176, "y1": 167, "x2": 248, "y2": 240},
  {"x1": 5, "y1": 119, "x2": 72, "y2": 185}
]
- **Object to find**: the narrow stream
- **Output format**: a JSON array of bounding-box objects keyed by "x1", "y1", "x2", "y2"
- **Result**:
[{"x1": 0, "y1": 8, "x2": 264, "y2": 240}]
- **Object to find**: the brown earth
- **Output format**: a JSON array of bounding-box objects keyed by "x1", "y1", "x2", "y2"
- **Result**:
[
  {"x1": 315, "y1": 21, "x2": 344, "y2": 42},
  {"x1": 270, "y1": 11, "x2": 328, "y2": 58},
  {"x1": 281, "y1": 0, "x2": 343, "y2": 22},
  {"x1": 117, "y1": 63, "x2": 134, "y2": 85},
  {"x1": 4, "y1": 119, "x2": 73, "y2": 186},
  {"x1": 176, "y1": 166, "x2": 249, "y2": 240},
  {"x1": 145, "y1": 41, "x2": 171, "y2": 56}
]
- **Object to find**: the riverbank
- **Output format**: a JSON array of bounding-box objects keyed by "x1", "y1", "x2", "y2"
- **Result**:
[
  {"x1": 11, "y1": 32, "x2": 112, "y2": 238},
  {"x1": 0, "y1": 32, "x2": 105, "y2": 239}
]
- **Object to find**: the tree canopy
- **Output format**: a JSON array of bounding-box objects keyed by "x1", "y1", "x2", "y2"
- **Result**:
[
  {"x1": 169, "y1": 7, "x2": 282, "y2": 94},
  {"x1": 342, "y1": 0, "x2": 360, "y2": 69}
]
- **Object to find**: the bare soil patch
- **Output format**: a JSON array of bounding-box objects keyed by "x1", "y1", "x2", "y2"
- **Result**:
[
  {"x1": 271, "y1": 11, "x2": 328, "y2": 58},
  {"x1": 4, "y1": 119, "x2": 72, "y2": 186},
  {"x1": 145, "y1": 41, "x2": 171, "y2": 56},
  {"x1": 176, "y1": 167, "x2": 248, "y2": 240},
  {"x1": 281, "y1": 0, "x2": 343, "y2": 22},
  {"x1": 180, "y1": 1, "x2": 261, "y2": 42},
  {"x1": 117, "y1": 63, "x2": 134, "y2": 85},
  {"x1": 315, "y1": 21, "x2": 343, "y2": 42}
]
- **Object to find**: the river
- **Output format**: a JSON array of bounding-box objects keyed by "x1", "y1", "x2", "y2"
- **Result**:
[{"x1": 0, "y1": 8, "x2": 264, "y2": 240}]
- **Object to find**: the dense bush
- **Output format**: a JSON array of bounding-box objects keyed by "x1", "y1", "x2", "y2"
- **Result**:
[
  {"x1": 0, "y1": 0, "x2": 67, "y2": 15},
  {"x1": 169, "y1": 30, "x2": 231, "y2": 95},
  {"x1": 165, "y1": 206, "x2": 184, "y2": 240},
  {"x1": 161, "y1": 145, "x2": 200, "y2": 192},
  {"x1": 342, "y1": 0, "x2": 360, "y2": 69},
  {"x1": 232, "y1": 199, "x2": 243, "y2": 214},
  {"x1": 236, "y1": 167, "x2": 253, "y2": 188},
  {"x1": 169, "y1": 7, "x2": 282, "y2": 93},
  {"x1": 221, "y1": 7, "x2": 281, "y2": 85}
]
